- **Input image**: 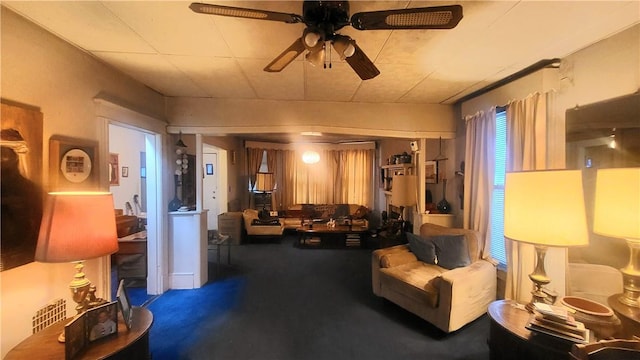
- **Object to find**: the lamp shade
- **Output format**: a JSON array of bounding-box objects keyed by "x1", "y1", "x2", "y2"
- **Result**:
[
  {"x1": 593, "y1": 167, "x2": 640, "y2": 240},
  {"x1": 504, "y1": 170, "x2": 588, "y2": 247},
  {"x1": 35, "y1": 192, "x2": 118, "y2": 263},
  {"x1": 391, "y1": 175, "x2": 417, "y2": 207},
  {"x1": 254, "y1": 172, "x2": 274, "y2": 192}
]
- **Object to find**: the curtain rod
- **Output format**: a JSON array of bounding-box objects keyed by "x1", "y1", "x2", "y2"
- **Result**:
[{"x1": 454, "y1": 58, "x2": 561, "y2": 105}]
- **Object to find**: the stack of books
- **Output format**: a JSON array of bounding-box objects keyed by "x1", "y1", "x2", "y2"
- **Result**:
[{"x1": 526, "y1": 303, "x2": 590, "y2": 344}]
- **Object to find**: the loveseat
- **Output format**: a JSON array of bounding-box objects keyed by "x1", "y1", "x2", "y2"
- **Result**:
[
  {"x1": 280, "y1": 204, "x2": 369, "y2": 230},
  {"x1": 372, "y1": 223, "x2": 496, "y2": 333}
]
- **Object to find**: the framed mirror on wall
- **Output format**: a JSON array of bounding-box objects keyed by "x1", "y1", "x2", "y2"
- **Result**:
[{"x1": 565, "y1": 92, "x2": 640, "y2": 268}]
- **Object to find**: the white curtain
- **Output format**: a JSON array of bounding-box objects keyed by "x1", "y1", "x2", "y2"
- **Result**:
[
  {"x1": 463, "y1": 108, "x2": 496, "y2": 260},
  {"x1": 504, "y1": 92, "x2": 551, "y2": 302}
]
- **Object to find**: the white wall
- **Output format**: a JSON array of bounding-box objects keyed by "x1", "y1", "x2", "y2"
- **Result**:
[
  {"x1": 456, "y1": 24, "x2": 639, "y2": 298},
  {"x1": 0, "y1": 8, "x2": 165, "y2": 357},
  {"x1": 109, "y1": 124, "x2": 146, "y2": 212}
]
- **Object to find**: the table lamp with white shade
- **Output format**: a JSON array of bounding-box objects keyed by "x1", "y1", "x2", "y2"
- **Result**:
[
  {"x1": 593, "y1": 167, "x2": 640, "y2": 308},
  {"x1": 391, "y1": 174, "x2": 417, "y2": 231},
  {"x1": 504, "y1": 170, "x2": 589, "y2": 312}
]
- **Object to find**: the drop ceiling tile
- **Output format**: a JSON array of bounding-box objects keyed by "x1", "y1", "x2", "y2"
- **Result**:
[
  {"x1": 238, "y1": 59, "x2": 304, "y2": 100},
  {"x1": 304, "y1": 61, "x2": 361, "y2": 102},
  {"x1": 352, "y1": 63, "x2": 428, "y2": 103},
  {"x1": 166, "y1": 55, "x2": 256, "y2": 99},
  {"x1": 94, "y1": 52, "x2": 206, "y2": 97},
  {"x1": 5, "y1": 1, "x2": 155, "y2": 53},
  {"x1": 102, "y1": 1, "x2": 232, "y2": 57},
  {"x1": 400, "y1": 75, "x2": 479, "y2": 104}
]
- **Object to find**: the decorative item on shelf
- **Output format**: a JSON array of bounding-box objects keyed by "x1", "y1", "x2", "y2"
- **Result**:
[
  {"x1": 437, "y1": 178, "x2": 451, "y2": 213},
  {"x1": 560, "y1": 296, "x2": 622, "y2": 339},
  {"x1": 391, "y1": 174, "x2": 417, "y2": 233},
  {"x1": 35, "y1": 192, "x2": 119, "y2": 342},
  {"x1": 397, "y1": 152, "x2": 412, "y2": 164},
  {"x1": 504, "y1": 169, "x2": 589, "y2": 313},
  {"x1": 168, "y1": 174, "x2": 182, "y2": 212},
  {"x1": 593, "y1": 167, "x2": 640, "y2": 308}
]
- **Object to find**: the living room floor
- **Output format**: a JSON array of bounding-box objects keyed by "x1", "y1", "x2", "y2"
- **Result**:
[{"x1": 145, "y1": 234, "x2": 490, "y2": 360}]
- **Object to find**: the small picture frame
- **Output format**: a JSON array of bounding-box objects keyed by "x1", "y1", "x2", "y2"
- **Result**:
[
  {"x1": 64, "y1": 312, "x2": 88, "y2": 360},
  {"x1": 86, "y1": 302, "x2": 118, "y2": 342},
  {"x1": 49, "y1": 135, "x2": 99, "y2": 191},
  {"x1": 206, "y1": 163, "x2": 214, "y2": 175},
  {"x1": 425, "y1": 161, "x2": 439, "y2": 184},
  {"x1": 117, "y1": 279, "x2": 133, "y2": 329},
  {"x1": 121, "y1": 166, "x2": 129, "y2": 178}
]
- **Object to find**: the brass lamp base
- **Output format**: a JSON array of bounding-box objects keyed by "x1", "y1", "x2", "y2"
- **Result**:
[
  {"x1": 618, "y1": 238, "x2": 640, "y2": 308},
  {"x1": 525, "y1": 245, "x2": 551, "y2": 313}
]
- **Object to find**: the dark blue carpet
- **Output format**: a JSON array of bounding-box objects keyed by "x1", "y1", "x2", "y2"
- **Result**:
[{"x1": 144, "y1": 236, "x2": 490, "y2": 360}]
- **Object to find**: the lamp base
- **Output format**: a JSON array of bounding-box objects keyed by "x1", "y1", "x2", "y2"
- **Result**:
[
  {"x1": 618, "y1": 238, "x2": 640, "y2": 308},
  {"x1": 525, "y1": 245, "x2": 551, "y2": 313}
]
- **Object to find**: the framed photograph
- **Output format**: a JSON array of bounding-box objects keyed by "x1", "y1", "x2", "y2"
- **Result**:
[
  {"x1": 49, "y1": 135, "x2": 99, "y2": 191},
  {"x1": 206, "y1": 163, "x2": 214, "y2": 175},
  {"x1": 117, "y1": 279, "x2": 133, "y2": 329},
  {"x1": 86, "y1": 302, "x2": 118, "y2": 342},
  {"x1": 121, "y1": 166, "x2": 129, "y2": 178},
  {"x1": 109, "y1": 153, "x2": 119, "y2": 186},
  {"x1": 64, "y1": 311, "x2": 87, "y2": 360},
  {"x1": 425, "y1": 161, "x2": 439, "y2": 184}
]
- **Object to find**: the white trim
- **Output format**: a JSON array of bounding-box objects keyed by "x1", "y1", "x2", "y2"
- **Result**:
[{"x1": 244, "y1": 140, "x2": 376, "y2": 150}]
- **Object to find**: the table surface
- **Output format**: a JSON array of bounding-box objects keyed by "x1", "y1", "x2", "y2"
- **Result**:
[
  {"x1": 5, "y1": 306, "x2": 153, "y2": 360},
  {"x1": 296, "y1": 224, "x2": 368, "y2": 234},
  {"x1": 608, "y1": 294, "x2": 640, "y2": 338},
  {"x1": 487, "y1": 299, "x2": 575, "y2": 360}
]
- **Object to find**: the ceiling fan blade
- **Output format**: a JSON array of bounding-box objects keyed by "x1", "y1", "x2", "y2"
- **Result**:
[
  {"x1": 351, "y1": 5, "x2": 463, "y2": 30},
  {"x1": 264, "y1": 38, "x2": 306, "y2": 72},
  {"x1": 344, "y1": 42, "x2": 380, "y2": 80},
  {"x1": 190, "y1": 2, "x2": 303, "y2": 24}
]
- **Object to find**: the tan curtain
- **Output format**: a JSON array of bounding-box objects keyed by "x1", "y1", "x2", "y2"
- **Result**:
[
  {"x1": 504, "y1": 92, "x2": 550, "y2": 302},
  {"x1": 463, "y1": 108, "x2": 496, "y2": 261},
  {"x1": 247, "y1": 148, "x2": 264, "y2": 209}
]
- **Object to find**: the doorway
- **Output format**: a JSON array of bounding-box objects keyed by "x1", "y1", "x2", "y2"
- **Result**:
[
  {"x1": 203, "y1": 144, "x2": 228, "y2": 234},
  {"x1": 108, "y1": 123, "x2": 160, "y2": 303}
]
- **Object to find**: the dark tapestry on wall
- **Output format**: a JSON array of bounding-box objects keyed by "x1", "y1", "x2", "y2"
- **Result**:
[{"x1": 1, "y1": 101, "x2": 44, "y2": 271}]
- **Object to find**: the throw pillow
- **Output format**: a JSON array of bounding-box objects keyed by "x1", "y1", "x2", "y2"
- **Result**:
[
  {"x1": 407, "y1": 232, "x2": 436, "y2": 264},
  {"x1": 428, "y1": 235, "x2": 471, "y2": 270}
]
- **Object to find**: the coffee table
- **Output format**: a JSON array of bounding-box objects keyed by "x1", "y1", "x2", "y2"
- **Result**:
[{"x1": 296, "y1": 224, "x2": 368, "y2": 248}]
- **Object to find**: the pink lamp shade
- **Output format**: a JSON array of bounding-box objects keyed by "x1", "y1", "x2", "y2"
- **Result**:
[{"x1": 35, "y1": 192, "x2": 118, "y2": 263}]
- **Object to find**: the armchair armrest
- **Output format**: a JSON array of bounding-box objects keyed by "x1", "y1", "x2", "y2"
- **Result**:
[
  {"x1": 436, "y1": 260, "x2": 497, "y2": 332},
  {"x1": 372, "y1": 244, "x2": 412, "y2": 295}
]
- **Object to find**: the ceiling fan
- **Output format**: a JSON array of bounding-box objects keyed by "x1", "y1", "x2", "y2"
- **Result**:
[{"x1": 189, "y1": 1, "x2": 463, "y2": 80}]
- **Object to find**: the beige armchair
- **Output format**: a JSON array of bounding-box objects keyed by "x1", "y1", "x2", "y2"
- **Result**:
[
  {"x1": 242, "y1": 209, "x2": 284, "y2": 240},
  {"x1": 372, "y1": 223, "x2": 497, "y2": 332}
]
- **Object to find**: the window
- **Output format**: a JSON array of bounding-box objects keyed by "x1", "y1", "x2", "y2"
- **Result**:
[{"x1": 490, "y1": 109, "x2": 507, "y2": 265}]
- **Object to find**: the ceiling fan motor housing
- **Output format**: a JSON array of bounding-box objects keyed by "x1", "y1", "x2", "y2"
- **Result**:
[{"x1": 303, "y1": 1, "x2": 351, "y2": 37}]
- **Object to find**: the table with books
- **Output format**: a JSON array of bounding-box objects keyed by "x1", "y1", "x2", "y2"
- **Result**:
[{"x1": 487, "y1": 300, "x2": 592, "y2": 360}]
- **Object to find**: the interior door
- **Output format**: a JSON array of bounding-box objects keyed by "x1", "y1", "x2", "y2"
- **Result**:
[{"x1": 203, "y1": 151, "x2": 219, "y2": 230}]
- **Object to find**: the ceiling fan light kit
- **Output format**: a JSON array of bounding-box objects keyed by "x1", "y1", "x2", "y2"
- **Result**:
[{"x1": 190, "y1": 1, "x2": 463, "y2": 80}]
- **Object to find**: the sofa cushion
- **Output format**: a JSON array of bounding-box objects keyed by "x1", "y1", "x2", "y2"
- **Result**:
[
  {"x1": 428, "y1": 234, "x2": 471, "y2": 270},
  {"x1": 380, "y1": 262, "x2": 447, "y2": 308},
  {"x1": 407, "y1": 232, "x2": 436, "y2": 264}
]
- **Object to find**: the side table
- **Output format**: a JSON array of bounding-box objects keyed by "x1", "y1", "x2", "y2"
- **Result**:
[
  {"x1": 6, "y1": 306, "x2": 153, "y2": 360},
  {"x1": 487, "y1": 300, "x2": 573, "y2": 360},
  {"x1": 608, "y1": 294, "x2": 640, "y2": 338}
]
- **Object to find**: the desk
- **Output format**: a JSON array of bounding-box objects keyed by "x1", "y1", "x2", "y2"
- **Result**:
[
  {"x1": 609, "y1": 294, "x2": 640, "y2": 338},
  {"x1": 114, "y1": 230, "x2": 147, "y2": 281},
  {"x1": 6, "y1": 307, "x2": 153, "y2": 360},
  {"x1": 487, "y1": 300, "x2": 573, "y2": 360}
]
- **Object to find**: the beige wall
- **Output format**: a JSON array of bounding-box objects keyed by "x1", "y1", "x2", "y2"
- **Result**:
[{"x1": 0, "y1": 8, "x2": 165, "y2": 356}]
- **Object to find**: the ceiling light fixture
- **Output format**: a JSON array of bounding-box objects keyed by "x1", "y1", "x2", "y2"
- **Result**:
[
  {"x1": 332, "y1": 35, "x2": 356, "y2": 60},
  {"x1": 301, "y1": 132, "x2": 322, "y2": 136},
  {"x1": 176, "y1": 131, "x2": 187, "y2": 148},
  {"x1": 302, "y1": 150, "x2": 320, "y2": 164}
]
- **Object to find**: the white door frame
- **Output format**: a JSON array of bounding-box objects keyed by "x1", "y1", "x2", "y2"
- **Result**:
[{"x1": 95, "y1": 98, "x2": 167, "y2": 296}]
